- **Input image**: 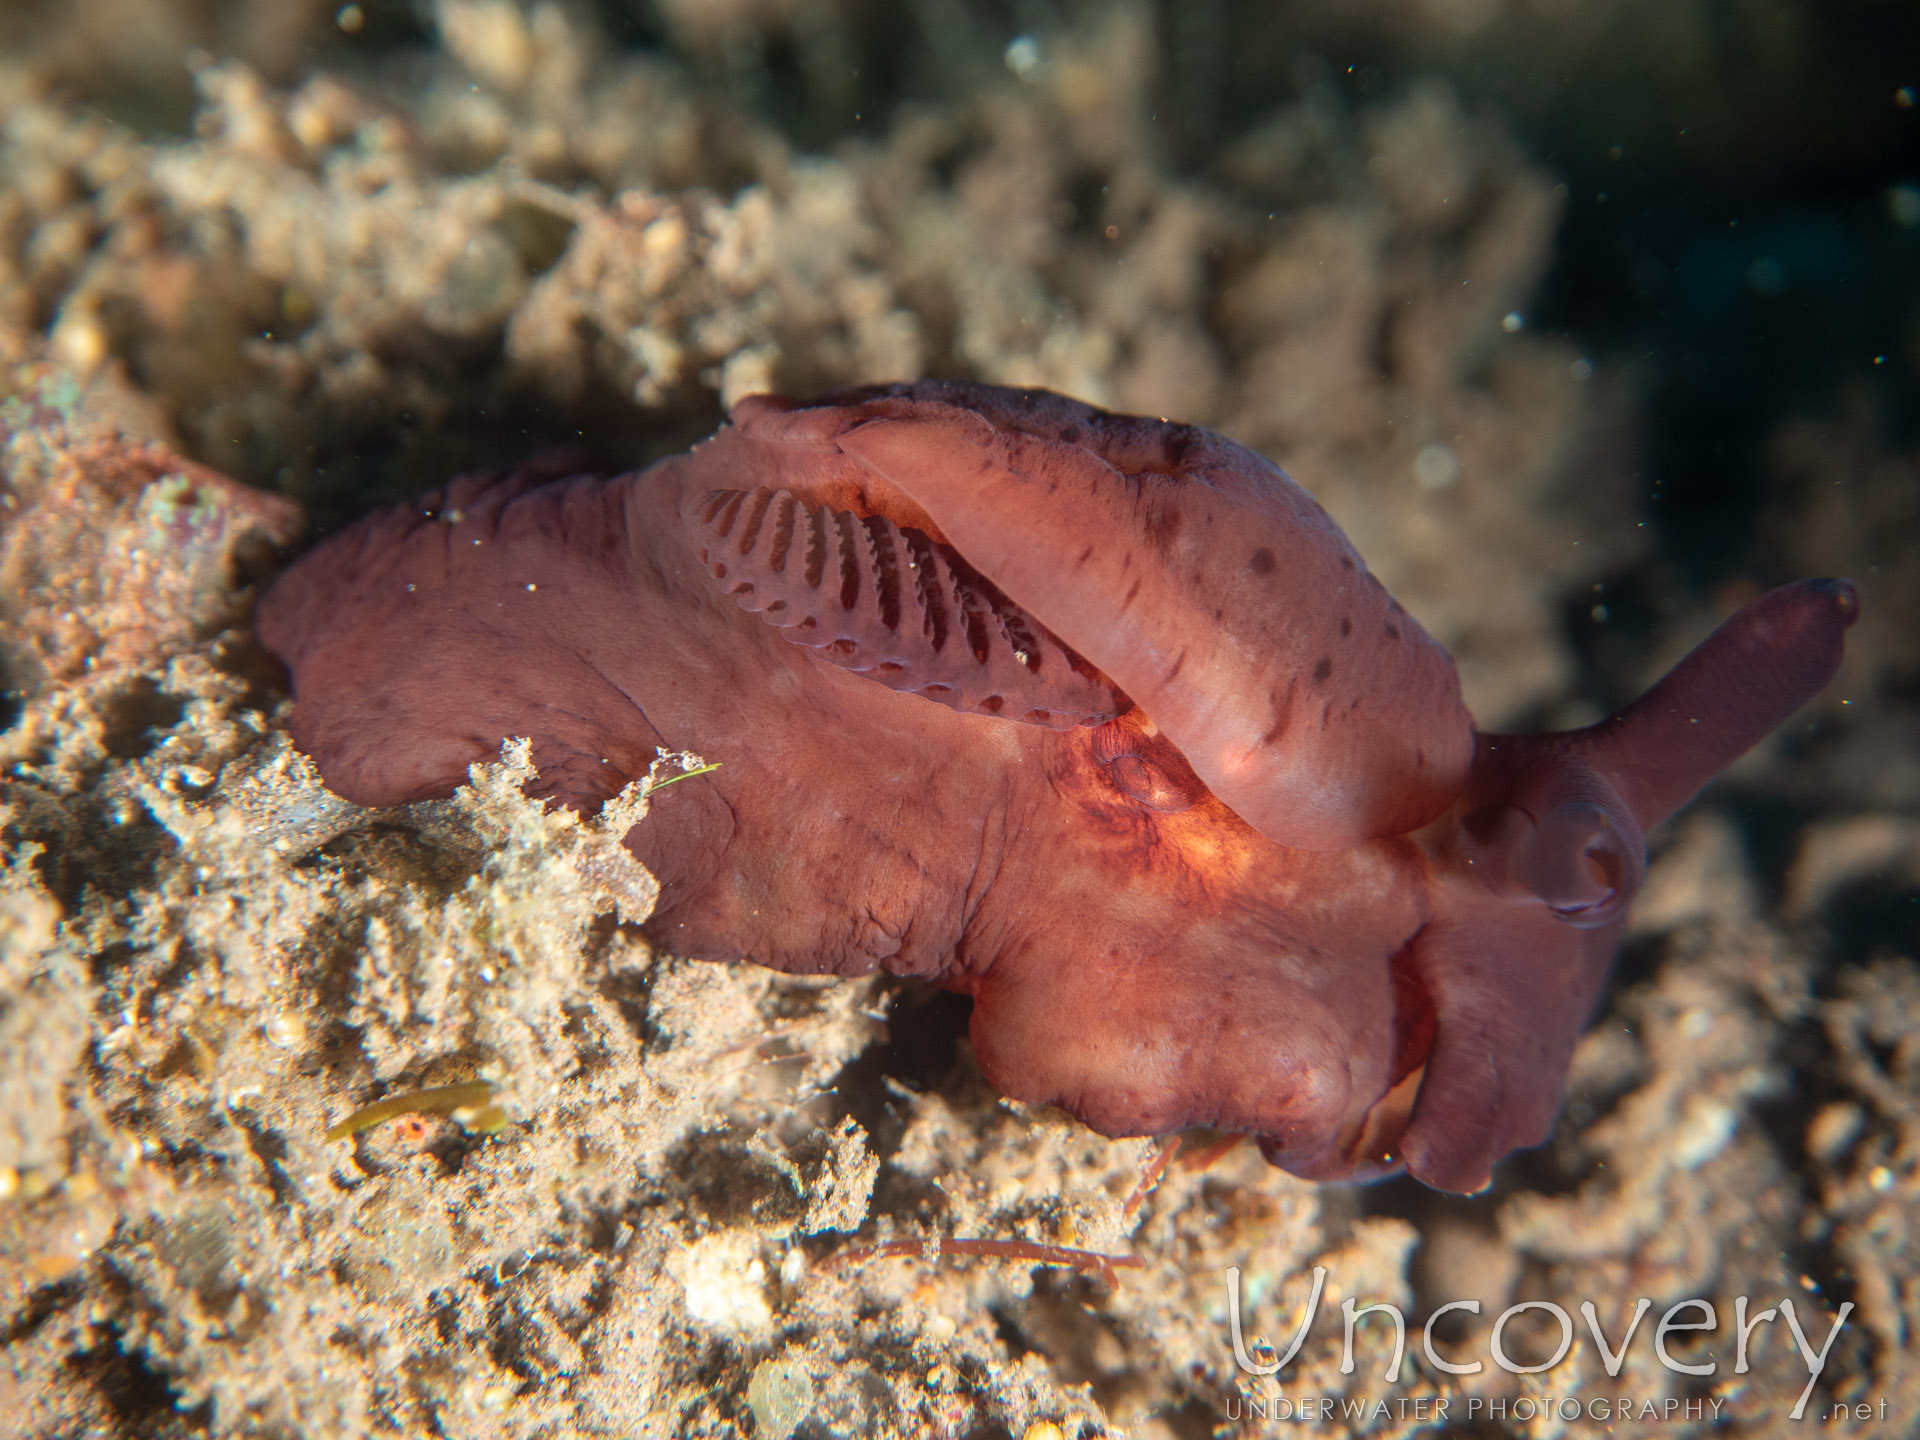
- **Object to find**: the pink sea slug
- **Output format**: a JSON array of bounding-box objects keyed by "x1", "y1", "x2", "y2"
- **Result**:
[{"x1": 257, "y1": 382, "x2": 1855, "y2": 1191}]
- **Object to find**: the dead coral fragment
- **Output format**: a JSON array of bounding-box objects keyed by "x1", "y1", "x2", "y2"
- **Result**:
[{"x1": 439, "y1": 734, "x2": 676, "y2": 931}]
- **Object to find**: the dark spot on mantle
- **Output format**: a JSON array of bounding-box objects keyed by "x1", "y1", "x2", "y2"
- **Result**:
[
  {"x1": 1149, "y1": 503, "x2": 1183, "y2": 550},
  {"x1": 1249, "y1": 547, "x2": 1275, "y2": 575},
  {"x1": 1312, "y1": 656, "x2": 1333, "y2": 684},
  {"x1": 1338, "y1": 616, "x2": 1352, "y2": 637},
  {"x1": 1261, "y1": 682, "x2": 1295, "y2": 745}
]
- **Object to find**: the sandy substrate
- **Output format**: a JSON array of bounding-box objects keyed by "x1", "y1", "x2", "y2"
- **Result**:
[{"x1": 2, "y1": 4, "x2": 1916, "y2": 1437}]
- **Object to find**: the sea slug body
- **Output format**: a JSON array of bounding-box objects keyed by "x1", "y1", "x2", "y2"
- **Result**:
[{"x1": 257, "y1": 381, "x2": 1856, "y2": 1191}]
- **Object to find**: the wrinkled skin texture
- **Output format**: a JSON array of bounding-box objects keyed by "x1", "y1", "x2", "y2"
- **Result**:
[{"x1": 256, "y1": 382, "x2": 1856, "y2": 1191}]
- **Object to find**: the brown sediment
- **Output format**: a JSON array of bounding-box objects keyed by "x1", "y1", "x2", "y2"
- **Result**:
[{"x1": 0, "y1": 4, "x2": 1910, "y2": 1437}]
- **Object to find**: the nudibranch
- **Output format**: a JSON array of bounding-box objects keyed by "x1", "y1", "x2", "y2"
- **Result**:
[{"x1": 257, "y1": 382, "x2": 1855, "y2": 1191}]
